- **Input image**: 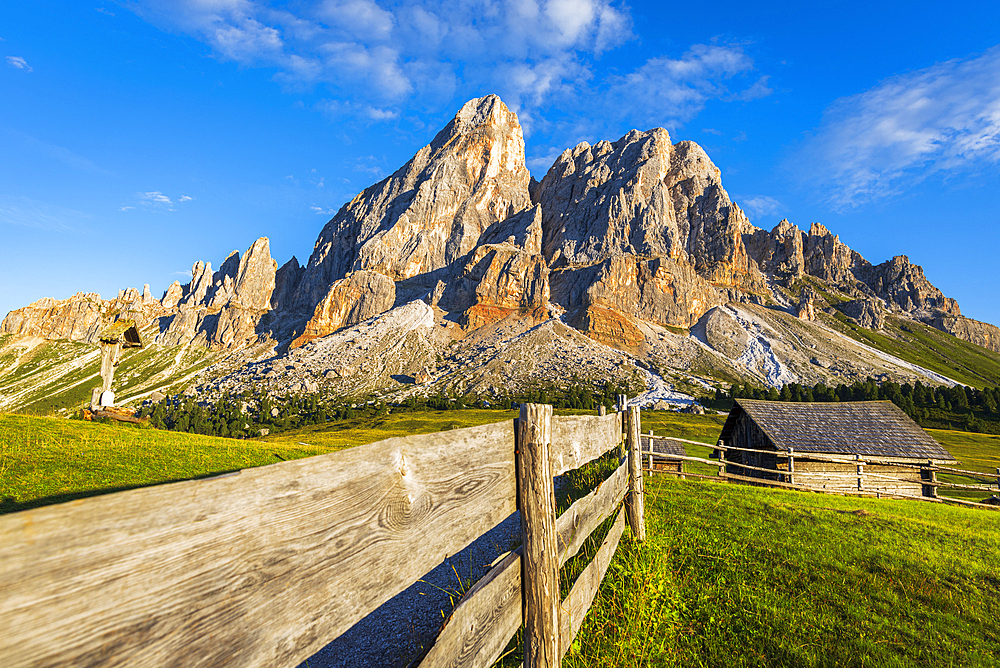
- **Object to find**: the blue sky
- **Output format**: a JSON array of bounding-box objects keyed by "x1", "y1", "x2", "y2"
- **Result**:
[{"x1": 2, "y1": 1, "x2": 999, "y2": 325}]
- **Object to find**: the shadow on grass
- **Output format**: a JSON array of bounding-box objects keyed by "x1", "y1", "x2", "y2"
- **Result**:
[{"x1": 0, "y1": 467, "x2": 246, "y2": 516}]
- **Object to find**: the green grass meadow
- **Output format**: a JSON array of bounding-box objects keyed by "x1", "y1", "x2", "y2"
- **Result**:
[
  {"x1": 558, "y1": 476, "x2": 1000, "y2": 667},
  {"x1": 2, "y1": 409, "x2": 999, "y2": 666}
]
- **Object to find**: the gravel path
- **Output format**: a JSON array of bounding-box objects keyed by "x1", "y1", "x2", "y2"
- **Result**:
[{"x1": 299, "y1": 511, "x2": 522, "y2": 668}]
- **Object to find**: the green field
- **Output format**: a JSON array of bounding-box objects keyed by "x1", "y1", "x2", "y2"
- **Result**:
[
  {"x1": 3, "y1": 410, "x2": 1000, "y2": 666},
  {"x1": 555, "y1": 476, "x2": 1000, "y2": 667}
]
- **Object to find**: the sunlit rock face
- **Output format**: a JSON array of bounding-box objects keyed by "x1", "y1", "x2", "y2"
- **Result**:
[
  {"x1": 290, "y1": 94, "x2": 533, "y2": 317},
  {"x1": 291, "y1": 271, "x2": 396, "y2": 349}
]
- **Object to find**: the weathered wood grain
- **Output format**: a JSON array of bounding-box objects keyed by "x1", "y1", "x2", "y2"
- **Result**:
[
  {"x1": 419, "y1": 461, "x2": 629, "y2": 668},
  {"x1": 558, "y1": 507, "x2": 627, "y2": 659},
  {"x1": 626, "y1": 406, "x2": 645, "y2": 542},
  {"x1": 0, "y1": 420, "x2": 517, "y2": 668},
  {"x1": 417, "y1": 549, "x2": 522, "y2": 668},
  {"x1": 549, "y1": 413, "x2": 622, "y2": 476},
  {"x1": 517, "y1": 404, "x2": 560, "y2": 668},
  {"x1": 556, "y1": 462, "x2": 628, "y2": 565}
]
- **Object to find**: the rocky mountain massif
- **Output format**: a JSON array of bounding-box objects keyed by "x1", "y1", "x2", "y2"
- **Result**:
[{"x1": 4, "y1": 95, "x2": 1000, "y2": 410}]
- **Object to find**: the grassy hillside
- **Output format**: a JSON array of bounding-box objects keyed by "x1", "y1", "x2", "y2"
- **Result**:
[
  {"x1": 0, "y1": 414, "x2": 326, "y2": 513},
  {"x1": 555, "y1": 477, "x2": 1000, "y2": 667},
  {"x1": 0, "y1": 337, "x2": 217, "y2": 415},
  {"x1": 821, "y1": 311, "x2": 1000, "y2": 389}
]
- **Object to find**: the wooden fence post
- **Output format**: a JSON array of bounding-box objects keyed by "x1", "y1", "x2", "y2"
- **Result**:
[
  {"x1": 788, "y1": 447, "x2": 794, "y2": 486},
  {"x1": 516, "y1": 403, "x2": 559, "y2": 668},
  {"x1": 717, "y1": 440, "x2": 726, "y2": 477},
  {"x1": 856, "y1": 454, "x2": 864, "y2": 490},
  {"x1": 626, "y1": 406, "x2": 646, "y2": 542},
  {"x1": 598, "y1": 404, "x2": 606, "y2": 416},
  {"x1": 617, "y1": 395, "x2": 627, "y2": 460}
]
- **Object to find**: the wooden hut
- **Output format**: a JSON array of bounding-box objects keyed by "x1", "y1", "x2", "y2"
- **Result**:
[
  {"x1": 718, "y1": 400, "x2": 956, "y2": 497},
  {"x1": 640, "y1": 432, "x2": 685, "y2": 473}
]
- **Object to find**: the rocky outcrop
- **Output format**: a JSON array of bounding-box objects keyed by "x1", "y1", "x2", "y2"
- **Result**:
[
  {"x1": 0, "y1": 293, "x2": 105, "y2": 342},
  {"x1": 232, "y1": 238, "x2": 278, "y2": 310},
  {"x1": 536, "y1": 131, "x2": 765, "y2": 295},
  {"x1": 453, "y1": 243, "x2": 550, "y2": 331},
  {"x1": 797, "y1": 287, "x2": 816, "y2": 321},
  {"x1": 931, "y1": 316, "x2": 1000, "y2": 353},
  {"x1": 271, "y1": 257, "x2": 303, "y2": 312},
  {"x1": 856, "y1": 255, "x2": 960, "y2": 316},
  {"x1": 290, "y1": 271, "x2": 396, "y2": 348},
  {"x1": 161, "y1": 281, "x2": 183, "y2": 309},
  {"x1": 553, "y1": 256, "x2": 722, "y2": 332},
  {"x1": 746, "y1": 220, "x2": 805, "y2": 281},
  {"x1": 156, "y1": 237, "x2": 280, "y2": 348},
  {"x1": 694, "y1": 307, "x2": 749, "y2": 359},
  {"x1": 291, "y1": 95, "x2": 532, "y2": 314},
  {"x1": 839, "y1": 298, "x2": 885, "y2": 330}
]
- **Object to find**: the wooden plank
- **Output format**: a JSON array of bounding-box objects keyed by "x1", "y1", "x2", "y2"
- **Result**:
[
  {"x1": 626, "y1": 406, "x2": 645, "y2": 542},
  {"x1": 556, "y1": 462, "x2": 629, "y2": 565},
  {"x1": 517, "y1": 404, "x2": 560, "y2": 668},
  {"x1": 420, "y1": 461, "x2": 629, "y2": 668},
  {"x1": 558, "y1": 507, "x2": 627, "y2": 659},
  {"x1": 549, "y1": 413, "x2": 622, "y2": 476},
  {"x1": 418, "y1": 550, "x2": 522, "y2": 668},
  {"x1": 0, "y1": 420, "x2": 517, "y2": 668}
]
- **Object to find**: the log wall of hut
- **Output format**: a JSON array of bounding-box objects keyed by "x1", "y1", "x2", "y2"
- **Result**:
[
  {"x1": 728, "y1": 414, "x2": 783, "y2": 482},
  {"x1": 793, "y1": 460, "x2": 924, "y2": 496},
  {"x1": 649, "y1": 458, "x2": 682, "y2": 473}
]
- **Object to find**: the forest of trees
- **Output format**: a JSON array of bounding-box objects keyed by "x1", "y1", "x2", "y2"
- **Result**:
[
  {"x1": 707, "y1": 377, "x2": 1000, "y2": 434},
  {"x1": 132, "y1": 377, "x2": 635, "y2": 439}
]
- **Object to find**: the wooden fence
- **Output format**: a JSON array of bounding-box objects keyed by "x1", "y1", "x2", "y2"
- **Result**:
[
  {"x1": 642, "y1": 437, "x2": 1000, "y2": 510},
  {"x1": 0, "y1": 402, "x2": 644, "y2": 668}
]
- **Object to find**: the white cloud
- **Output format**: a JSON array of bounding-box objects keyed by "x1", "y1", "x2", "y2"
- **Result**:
[
  {"x1": 128, "y1": 1, "x2": 635, "y2": 109},
  {"x1": 737, "y1": 195, "x2": 782, "y2": 221},
  {"x1": 126, "y1": 1, "x2": 774, "y2": 140},
  {"x1": 605, "y1": 44, "x2": 764, "y2": 128},
  {"x1": 121, "y1": 191, "x2": 192, "y2": 212},
  {"x1": 6, "y1": 56, "x2": 32, "y2": 72},
  {"x1": 0, "y1": 195, "x2": 87, "y2": 232},
  {"x1": 310, "y1": 204, "x2": 337, "y2": 215},
  {"x1": 801, "y1": 46, "x2": 1000, "y2": 207}
]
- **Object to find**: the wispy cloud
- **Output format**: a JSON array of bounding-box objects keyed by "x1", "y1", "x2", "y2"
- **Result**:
[
  {"x1": 799, "y1": 45, "x2": 1000, "y2": 208},
  {"x1": 737, "y1": 195, "x2": 782, "y2": 221},
  {"x1": 0, "y1": 195, "x2": 88, "y2": 232},
  {"x1": 6, "y1": 56, "x2": 32, "y2": 72},
  {"x1": 126, "y1": 1, "x2": 632, "y2": 113},
  {"x1": 120, "y1": 191, "x2": 195, "y2": 212},
  {"x1": 6, "y1": 129, "x2": 112, "y2": 175},
  {"x1": 310, "y1": 204, "x2": 337, "y2": 215},
  {"x1": 126, "y1": 1, "x2": 772, "y2": 153},
  {"x1": 604, "y1": 44, "x2": 764, "y2": 129}
]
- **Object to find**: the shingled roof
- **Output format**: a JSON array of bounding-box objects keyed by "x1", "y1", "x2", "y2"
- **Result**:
[
  {"x1": 720, "y1": 399, "x2": 954, "y2": 461},
  {"x1": 641, "y1": 435, "x2": 686, "y2": 457}
]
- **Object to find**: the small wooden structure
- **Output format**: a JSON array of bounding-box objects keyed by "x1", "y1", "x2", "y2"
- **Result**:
[
  {"x1": 93, "y1": 319, "x2": 143, "y2": 408},
  {"x1": 640, "y1": 431, "x2": 685, "y2": 473},
  {"x1": 718, "y1": 399, "x2": 956, "y2": 497}
]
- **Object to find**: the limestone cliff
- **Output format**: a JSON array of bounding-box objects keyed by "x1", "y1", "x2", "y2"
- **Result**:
[{"x1": 290, "y1": 94, "x2": 532, "y2": 316}]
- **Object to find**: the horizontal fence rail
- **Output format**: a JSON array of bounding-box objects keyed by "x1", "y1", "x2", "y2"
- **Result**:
[
  {"x1": 642, "y1": 441, "x2": 1000, "y2": 511},
  {"x1": 0, "y1": 405, "x2": 637, "y2": 668},
  {"x1": 0, "y1": 421, "x2": 519, "y2": 668}
]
